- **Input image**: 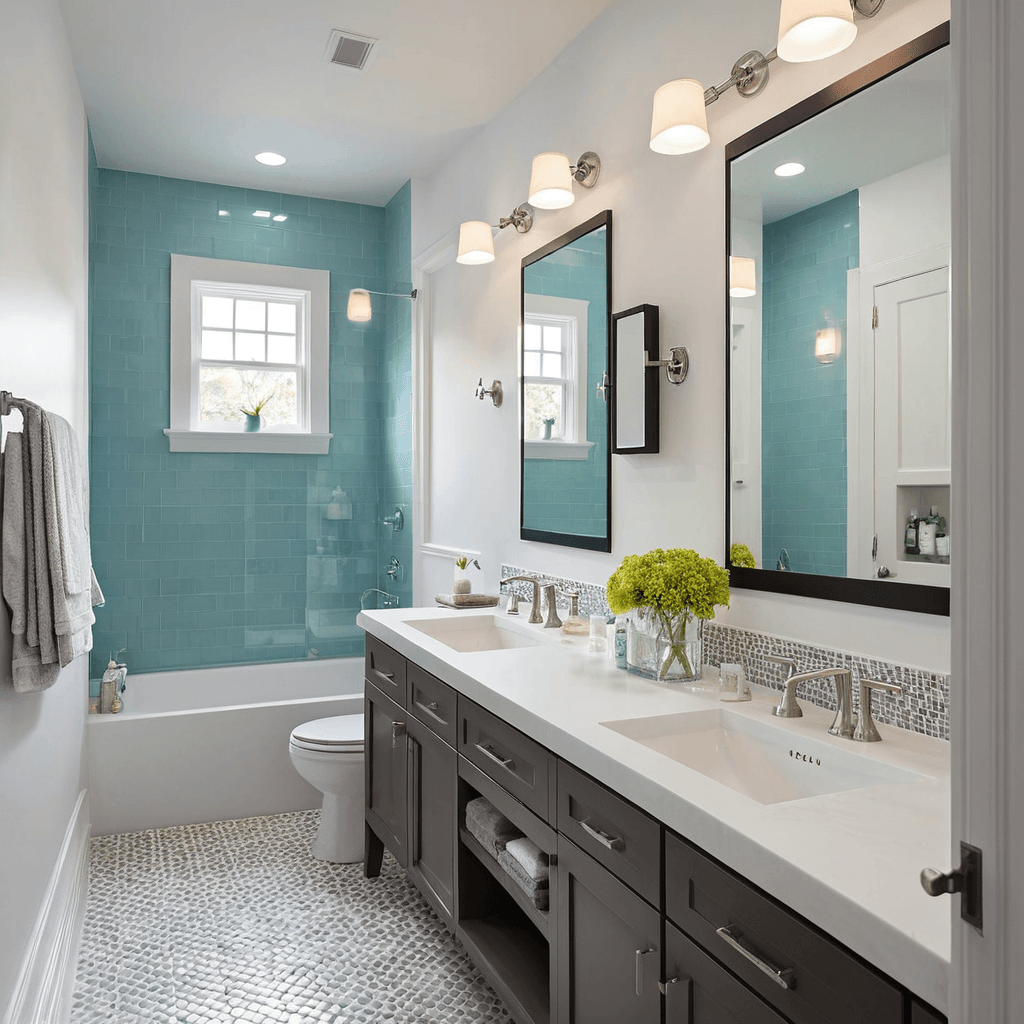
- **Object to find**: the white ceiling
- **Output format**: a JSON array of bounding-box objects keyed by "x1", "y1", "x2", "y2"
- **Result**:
[
  {"x1": 732, "y1": 47, "x2": 950, "y2": 224},
  {"x1": 59, "y1": 0, "x2": 616, "y2": 206}
]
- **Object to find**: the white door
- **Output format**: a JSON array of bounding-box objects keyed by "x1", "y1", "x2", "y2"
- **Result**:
[
  {"x1": 872, "y1": 262, "x2": 951, "y2": 586},
  {"x1": 729, "y1": 307, "x2": 761, "y2": 565}
]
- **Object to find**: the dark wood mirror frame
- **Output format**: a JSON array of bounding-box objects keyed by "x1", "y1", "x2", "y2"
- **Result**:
[
  {"x1": 724, "y1": 22, "x2": 951, "y2": 616},
  {"x1": 520, "y1": 209, "x2": 613, "y2": 553},
  {"x1": 611, "y1": 304, "x2": 660, "y2": 455}
]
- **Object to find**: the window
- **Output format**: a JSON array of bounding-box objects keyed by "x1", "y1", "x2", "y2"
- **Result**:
[
  {"x1": 523, "y1": 294, "x2": 592, "y2": 460},
  {"x1": 166, "y1": 255, "x2": 331, "y2": 454}
]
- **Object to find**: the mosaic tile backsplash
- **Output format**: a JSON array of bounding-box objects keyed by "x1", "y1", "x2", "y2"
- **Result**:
[{"x1": 501, "y1": 563, "x2": 950, "y2": 741}]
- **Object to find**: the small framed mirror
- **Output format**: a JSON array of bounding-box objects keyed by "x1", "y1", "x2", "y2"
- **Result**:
[{"x1": 611, "y1": 304, "x2": 660, "y2": 454}]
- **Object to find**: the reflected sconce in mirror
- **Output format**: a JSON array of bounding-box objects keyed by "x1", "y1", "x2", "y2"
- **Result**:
[
  {"x1": 456, "y1": 204, "x2": 534, "y2": 266},
  {"x1": 346, "y1": 286, "x2": 417, "y2": 323},
  {"x1": 730, "y1": 257, "x2": 757, "y2": 298},
  {"x1": 815, "y1": 325, "x2": 842, "y2": 363},
  {"x1": 528, "y1": 151, "x2": 602, "y2": 210},
  {"x1": 649, "y1": 0, "x2": 887, "y2": 155}
]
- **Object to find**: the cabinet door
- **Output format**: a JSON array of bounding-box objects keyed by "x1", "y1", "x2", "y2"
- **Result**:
[
  {"x1": 365, "y1": 684, "x2": 408, "y2": 867},
  {"x1": 556, "y1": 836, "x2": 660, "y2": 1024},
  {"x1": 406, "y1": 715, "x2": 456, "y2": 924},
  {"x1": 665, "y1": 922, "x2": 789, "y2": 1024}
]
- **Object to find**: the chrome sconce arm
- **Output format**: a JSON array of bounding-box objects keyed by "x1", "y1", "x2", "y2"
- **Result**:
[{"x1": 646, "y1": 347, "x2": 690, "y2": 386}]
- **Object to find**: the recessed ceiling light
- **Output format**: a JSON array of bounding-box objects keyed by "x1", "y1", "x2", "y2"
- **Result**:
[
  {"x1": 272, "y1": 214, "x2": 288, "y2": 222},
  {"x1": 254, "y1": 152, "x2": 287, "y2": 166},
  {"x1": 774, "y1": 162, "x2": 806, "y2": 177},
  {"x1": 218, "y1": 210, "x2": 230, "y2": 217},
  {"x1": 253, "y1": 210, "x2": 272, "y2": 218}
]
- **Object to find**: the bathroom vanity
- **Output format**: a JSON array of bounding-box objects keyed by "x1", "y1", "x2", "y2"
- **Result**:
[{"x1": 358, "y1": 607, "x2": 950, "y2": 1024}]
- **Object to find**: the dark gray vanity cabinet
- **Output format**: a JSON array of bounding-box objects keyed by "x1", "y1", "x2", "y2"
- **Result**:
[
  {"x1": 364, "y1": 638, "x2": 457, "y2": 926},
  {"x1": 555, "y1": 835, "x2": 660, "y2": 1024}
]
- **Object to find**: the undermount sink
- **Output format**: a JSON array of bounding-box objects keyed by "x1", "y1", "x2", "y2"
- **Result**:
[
  {"x1": 406, "y1": 614, "x2": 546, "y2": 653},
  {"x1": 601, "y1": 708, "x2": 923, "y2": 805}
]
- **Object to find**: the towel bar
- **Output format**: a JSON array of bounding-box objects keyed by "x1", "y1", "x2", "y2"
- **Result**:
[{"x1": 0, "y1": 390, "x2": 29, "y2": 416}]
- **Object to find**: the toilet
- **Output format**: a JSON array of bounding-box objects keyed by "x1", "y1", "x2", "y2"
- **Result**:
[{"x1": 288, "y1": 714, "x2": 365, "y2": 863}]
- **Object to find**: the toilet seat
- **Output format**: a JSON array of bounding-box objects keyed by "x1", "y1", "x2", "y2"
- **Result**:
[{"x1": 289, "y1": 714, "x2": 364, "y2": 753}]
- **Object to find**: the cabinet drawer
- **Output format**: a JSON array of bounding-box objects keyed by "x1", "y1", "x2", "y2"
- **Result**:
[
  {"x1": 556, "y1": 761, "x2": 660, "y2": 906},
  {"x1": 408, "y1": 663, "x2": 457, "y2": 746},
  {"x1": 911, "y1": 999, "x2": 947, "y2": 1024},
  {"x1": 459, "y1": 698, "x2": 553, "y2": 820},
  {"x1": 665, "y1": 832, "x2": 903, "y2": 1024},
  {"x1": 665, "y1": 922, "x2": 788, "y2": 1024},
  {"x1": 365, "y1": 635, "x2": 407, "y2": 705}
]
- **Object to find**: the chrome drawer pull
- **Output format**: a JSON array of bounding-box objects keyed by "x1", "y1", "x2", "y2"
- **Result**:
[
  {"x1": 635, "y1": 947, "x2": 655, "y2": 996},
  {"x1": 715, "y1": 926, "x2": 794, "y2": 990},
  {"x1": 391, "y1": 721, "x2": 406, "y2": 749},
  {"x1": 377, "y1": 670, "x2": 396, "y2": 681},
  {"x1": 415, "y1": 699, "x2": 445, "y2": 723},
  {"x1": 474, "y1": 742, "x2": 515, "y2": 772},
  {"x1": 579, "y1": 819, "x2": 625, "y2": 851},
  {"x1": 427, "y1": 700, "x2": 439, "y2": 711}
]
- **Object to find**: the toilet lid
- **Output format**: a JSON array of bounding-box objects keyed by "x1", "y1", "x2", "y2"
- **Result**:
[{"x1": 290, "y1": 714, "x2": 364, "y2": 750}]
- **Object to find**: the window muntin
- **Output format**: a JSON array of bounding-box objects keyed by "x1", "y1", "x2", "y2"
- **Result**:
[
  {"x1": 524, "y1": 316, "x2": 577, "y2": 441},
  {"x1": 191, "y1": 282, "x2": 310, "y2": 433}
]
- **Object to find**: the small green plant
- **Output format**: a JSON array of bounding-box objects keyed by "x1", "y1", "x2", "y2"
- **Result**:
[
  {"x1": 239, "y1": 372, "x2": 278, "y2": 417},
  {"x1": 730, "y1": 543, "x2": 756, "y2": 569},
  {"x1": 455, "y1": 555, "x2": 481, "y2": 571}
]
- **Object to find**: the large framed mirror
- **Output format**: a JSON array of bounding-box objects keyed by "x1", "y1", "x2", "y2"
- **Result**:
[
  {"x1": 521, "y1": 210, "x2": 612, "y2": 552},
  {"x1": 725, "y1": 24, "x2": 951, "y2": 615}
]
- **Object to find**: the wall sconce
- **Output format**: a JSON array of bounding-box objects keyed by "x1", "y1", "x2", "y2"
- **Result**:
[
  {"x1": 730, "y1": 256, "x2": 757, "y2": 298},
  {"x1": 815, "y1": 326, "x2": 842, "y2": 363},
  {"x1": 528, "y1": 151, "x2": 602, "y2": 210},
  {"x1": 346, "y1": 287, "x2": 417, "y2": 323},
  {"x1": 649, "y1": 0, "x2": 886, "y2": 154},
  {"x1": 456, "y1": 204, "x2": 534, "y2": 266}
]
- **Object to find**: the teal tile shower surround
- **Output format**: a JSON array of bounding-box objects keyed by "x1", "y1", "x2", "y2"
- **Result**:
[
  {"x1": 89, "y1": 168, "x2": 413, "y2": 676},
  {"x1": 761, "y1": 191, "x2": 859, "y2": 578},
  {"x1": 522, "y1": 233, "x2": 608, "y2": 538}
]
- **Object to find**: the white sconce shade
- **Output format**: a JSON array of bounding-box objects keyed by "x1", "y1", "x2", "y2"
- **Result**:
[
  {"x1": 777, "y1": 0, "x2": 857, "y2": 63},
  {"x1": 815, "y1": 327, "x2": 841, "y2": 363},
  {"x1": 456, "y1": 221, "x2": 496, "y2": 265},
  {"x1": 528, "y1": 153, "x2": 575, "y2": 210},
  {"x1": 730, "y1": 257, "x2": 757, "y2": 298},
  {"x1": 347, "y1": 288, "x2": 372, "y2": 322},
  {"x1": 650, "y1": 79, "x2": 710, "y2": 155}
]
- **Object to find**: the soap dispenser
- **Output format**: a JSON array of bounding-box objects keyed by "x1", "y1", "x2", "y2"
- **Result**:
[{"x1": 560, "y1": 592, "x2": 589, "y2": 637}]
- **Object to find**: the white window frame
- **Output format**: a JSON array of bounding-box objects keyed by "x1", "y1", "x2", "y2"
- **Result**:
[
  {"x1": 165, "y1": 254, "x2": 332, "y2": 454},
  {"x1": 523, "y1": 293, "x2": 592, "y2": 460}
]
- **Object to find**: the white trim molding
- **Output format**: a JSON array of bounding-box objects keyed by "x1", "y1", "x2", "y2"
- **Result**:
[
  {"x1": 2, "y1": 790, "x2": 90, "y2": 1024},
  {"x1": 952, "y1": 1, "x2": 1024, "y2": 1021},
  {"x1": 523, "y1": 439, "x2": 595, "y2": 460},
  {"x1": 168, "y1": 255, "x2": 331, "y2": 454}
]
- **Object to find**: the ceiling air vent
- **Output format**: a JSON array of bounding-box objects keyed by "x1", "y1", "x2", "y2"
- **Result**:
[{"x1": 324, "y1": 29, "x2": 378, "y2": 71}]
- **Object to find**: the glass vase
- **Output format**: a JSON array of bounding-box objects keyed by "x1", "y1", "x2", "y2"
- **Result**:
[
  {"x1": 625, "y1": 608, "x2": 702, "y2": 682},
  {"x1": 453, "y1": 566, "x2": 471, "y2": 595}
]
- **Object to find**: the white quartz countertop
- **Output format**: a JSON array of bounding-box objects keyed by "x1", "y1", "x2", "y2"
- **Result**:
[{"x1": 357, "y1": 606, "x2": 951, "y2": 1013}]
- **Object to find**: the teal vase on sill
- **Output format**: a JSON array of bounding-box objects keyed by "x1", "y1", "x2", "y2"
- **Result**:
[{"x1": 243, "y1": 414, "x2": 261, "y2": 432}]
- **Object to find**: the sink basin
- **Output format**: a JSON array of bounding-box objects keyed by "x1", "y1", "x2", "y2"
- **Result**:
[
  {"x1": 406, "y1": 615, "x2": 546, "y2": 653},
  {"x1": 601, "y1": 709, "x2": 923, "y2": 804}
]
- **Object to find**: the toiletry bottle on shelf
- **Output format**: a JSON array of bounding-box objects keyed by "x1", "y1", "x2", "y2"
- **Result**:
[
  {"x1": 613, "y1": 615, "x2": 628, "y2": 669},
  {"x1": 99, "y1": 651, "x2": 128, "y2": 714},
  {"x1": 936, "y1": 513, "x2": 950, "y2": 559},
  {"x1": 918, "y1": 505, "x2": 939, "y2": 558},
  {"x1": 326, "y1": 487, "x2": 351, "y2": 520},
  {"x1": 904, "y1": 507, "x2": 920, "y2": 555},
  {"x1": 560, "y1": 593, "x2": 589, "y2": 637}
]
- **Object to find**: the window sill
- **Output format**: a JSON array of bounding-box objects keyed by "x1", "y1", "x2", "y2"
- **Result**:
[
  {"x1": 163, "y1": 429, "x2": 332, "y2": 455},
  {"x1": 524, "y1": 439, "x2": 594, "y2": 461}
]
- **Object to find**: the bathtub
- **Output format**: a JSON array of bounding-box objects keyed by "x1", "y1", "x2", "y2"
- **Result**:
[{"x1": 87, "y1": 657, "x2": 363, "y2": 836}]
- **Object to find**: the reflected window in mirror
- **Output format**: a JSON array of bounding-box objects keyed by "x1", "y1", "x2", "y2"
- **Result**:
[
  {"x1": 725, "y1": 24, "x2": 950, "y2": 615},
  {"x1": 521, "y1": 211, "x2": 612, "y2": 552}
]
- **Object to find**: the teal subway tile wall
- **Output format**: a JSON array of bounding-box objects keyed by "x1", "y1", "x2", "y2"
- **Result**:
[
  {"x1": 761, "y1": 191, "x2": 858, "y2": 577},
  {"x1": 521, "y1": 227, "x2": 608, "y2": 539},
  {"x1": 89, "y1": 168, "x2": 412, "y2": 676}
]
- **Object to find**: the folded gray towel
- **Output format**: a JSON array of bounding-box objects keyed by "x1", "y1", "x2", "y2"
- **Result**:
[
  {"x1": 497, "y1": 848, "x2": 550, "y2": 910},
  {"x1": 465, "y1": 797, "x2": 523, "y2": 857},
  {"x1": 505, "y1": 837, "x2": 549, "y2": 883}
]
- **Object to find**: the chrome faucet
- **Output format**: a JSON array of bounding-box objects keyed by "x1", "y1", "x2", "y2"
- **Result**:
[
  {"x1": 541, "y1": 583, "x2": 562, "y2": 629},
  {"x1": 765, "y1": 654, "x2": 854, "y2": 738},
  {"x1": 854, "y1": 677, "x2": 902, "y2": 742},
  {"x1": 500, "y1": 575, "x2": 544, "y2": 623}
]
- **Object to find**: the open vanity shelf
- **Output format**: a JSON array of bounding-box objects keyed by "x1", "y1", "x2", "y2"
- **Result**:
[{"x1": 361, "y1": 631, "x2": 948, "y2": 1024}]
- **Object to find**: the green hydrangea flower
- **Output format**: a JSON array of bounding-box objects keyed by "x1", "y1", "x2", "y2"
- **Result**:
[{"x1": 730, "y1": 543, "x2": 756, "y2": 569}]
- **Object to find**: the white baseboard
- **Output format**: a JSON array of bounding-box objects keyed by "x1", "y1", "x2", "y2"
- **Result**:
[{"x1": 2, "y1": 790, "x2": 90, "y2": 1024}]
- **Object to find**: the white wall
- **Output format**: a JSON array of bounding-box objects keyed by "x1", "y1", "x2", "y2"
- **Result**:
[
  {"x1": 0, "y1": 0, "x2": 90, "y2": 1011},
  {"x1": 412, "y1": 0, "x2": 952, "y2": 673}
]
